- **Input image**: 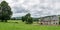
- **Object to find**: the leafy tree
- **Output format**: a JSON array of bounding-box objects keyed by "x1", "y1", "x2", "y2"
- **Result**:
[
  {"x1": 22, "y1": 13, "x2": 31, "y2": 22},
  {"x1": 21, "y1": 13, "x2": 33, "y2": 24},
  {"x1": 0, "y1": 1, "x2": 12, "y2": 22},
  {"x1": 21, "y1": 16, "x2": 25, "y2": 22},
  {"x1": 25, "y1": 13, "x2": 33, "y2": 24},
  {"x1": 59, "y1": 17, "x2": 60, "y2": 24},
  {"x1": 26, "y1": 17, "x2": 33, "y2": 24},
  {"x1": 0, "y1": 4, "x2": 2, "y2": 21}
]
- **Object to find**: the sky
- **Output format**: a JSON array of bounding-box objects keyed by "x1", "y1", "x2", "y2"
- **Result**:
[{"x1": 0, "y1": 0, "x2": 60, "y2": 18}]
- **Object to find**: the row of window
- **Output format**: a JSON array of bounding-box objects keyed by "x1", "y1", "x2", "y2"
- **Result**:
[{"x1": 40, "y1": 23, "x2": 58, "y2": 25}]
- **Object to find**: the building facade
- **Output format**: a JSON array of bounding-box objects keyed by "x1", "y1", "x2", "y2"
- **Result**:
[{"x1": 39, "y1": 15, "x2": 59, "y2": 25}]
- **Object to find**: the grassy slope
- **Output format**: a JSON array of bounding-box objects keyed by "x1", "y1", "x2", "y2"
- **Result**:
[{"x1": 0, "y1": 20, "x2": 60, "y2": 30}]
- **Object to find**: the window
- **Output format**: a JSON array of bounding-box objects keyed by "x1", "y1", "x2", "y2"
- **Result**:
[
  {"x1": 41, "y1": 23, "x2": 43, "y2": 25},
  {"x1": 56, "y1": 23, "x2": 57, "y2": 24},
  {"x1": 53, "y1": 23, "x2": 57, "y2": 24},
  {"x1": 53, "y1": 23, "x2": 55, "y2": 24}
]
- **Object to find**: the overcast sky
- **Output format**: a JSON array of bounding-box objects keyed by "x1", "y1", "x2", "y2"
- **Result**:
[{"x1": 0, "y1": 0, "x2": 60, "y2": 18}]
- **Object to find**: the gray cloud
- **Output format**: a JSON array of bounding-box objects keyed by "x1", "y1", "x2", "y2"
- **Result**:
[
  {"x1": 13, "y1": 6, "x2": 29, "y2": 13},
  {"x1": 0, "y1": 0, "x2": 60, "y2": 18},
  {"x1": 0, "y1": 0, "x2": 2, "y2": 1}
]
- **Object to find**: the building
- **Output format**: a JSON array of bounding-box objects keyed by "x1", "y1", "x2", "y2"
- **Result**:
[{"x1": 39, "y1": 15, "x2": 59, "y2": 25}]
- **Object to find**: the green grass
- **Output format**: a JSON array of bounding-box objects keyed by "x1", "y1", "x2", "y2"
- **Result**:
[{"x1": 0, "y1": 20, "x2": 60, "y2": 30}]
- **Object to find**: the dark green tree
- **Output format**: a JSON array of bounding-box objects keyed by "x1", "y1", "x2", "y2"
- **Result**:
[
  {"x1": 0, "y1": 4, "x2": 2, "y2": 20},
  {"x1": 25, "y1": 13, "x2": 33, "y2": 24},
  {"x1": 59, "y1": 17, "x2": 60, "y2": 24},
  {"x1": 21, "y1": 13, "x2": 31, "y2": 22},
  {"x1": 26, "y1": 17, "x2": 33, "y2": 24},
  {"x1": 21, "y1": 13, "x2": 33, "y2": 24},
  {"x1": 0, "y1": 1, "x2": 12, "y2": 22},
  {"x1": 21, "y1": 16, "x2": 25, "y2": 22}
]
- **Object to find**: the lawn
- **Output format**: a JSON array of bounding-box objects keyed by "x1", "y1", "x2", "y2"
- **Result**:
[{"x1": 0, "y1": 20, "x2": 60, "y2": 30}]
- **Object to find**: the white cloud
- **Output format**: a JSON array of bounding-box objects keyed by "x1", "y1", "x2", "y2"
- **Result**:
[
  {"x1": 0, "y1": 0, "x2": 2, "y2": 2},
  {"x1": 12, "y1": 13, "x2": 27, "y2": 17},
  {"x1": 0, "y1": 0, "x2": 60, "y2": 18}
]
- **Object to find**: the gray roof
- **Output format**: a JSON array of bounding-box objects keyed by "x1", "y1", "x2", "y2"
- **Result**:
[{"x1": 40, "y1": 15, "x2": 59, "y2": 21}]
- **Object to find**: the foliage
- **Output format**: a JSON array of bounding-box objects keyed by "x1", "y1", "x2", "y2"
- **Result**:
[
  {"x1": 33, "y1": 18, "x2": 39, "y2": 22},
  {"x1": 26, "y1": 17, "x2": 33, "y2": 24},
  {"x1": 59, "y1": 22, "x2": 60, "y2": 24},
  {"x1": 21, "y1": 16, "x2": 25, "y2": 22},
  {"x1": 0, "y1": 1, "x2": 12, "y2": 22},
  {"x1": 22, "y1": 13, "x2": 33, "y2": 24},
  {"x1": 59, "y1": 17, "x2": 60, "y2": 24}
]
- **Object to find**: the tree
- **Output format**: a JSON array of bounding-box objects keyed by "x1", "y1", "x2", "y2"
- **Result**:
[
  {"x1": 21, "y1": 13, "x2": 33, "y2": 24},
  {"x1": 25, "y1": 13, "x2": 33, "y2": 24},
  {"x1": 26, "y1": 17, "x2": 33, "y2": 24},
  {"x1": 0, "y1": 4, "x2": 2, "y2": 20},
  {"x1": 59, "y1": 17, "x2": 60, "y2": 24},
  {"x1": 21, "y1": 16, "x2": 25, "y2": 22},
  {"x1": 0, "y1": 1, "x2": 12, "y2": 22}
]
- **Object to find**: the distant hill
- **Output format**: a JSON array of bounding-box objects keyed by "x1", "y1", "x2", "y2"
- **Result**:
[{"x1": 11, "y1": 17, "x2": 22, "y2": 20}]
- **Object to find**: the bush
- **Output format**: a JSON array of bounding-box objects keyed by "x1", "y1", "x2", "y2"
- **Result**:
[{"x1": 59, "y1": 22, "x2": 60, "y2": 25}]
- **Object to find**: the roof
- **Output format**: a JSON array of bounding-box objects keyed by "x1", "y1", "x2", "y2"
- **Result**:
[{"x1": 40, "y1": 15, "x2": 59, "y2": 21}]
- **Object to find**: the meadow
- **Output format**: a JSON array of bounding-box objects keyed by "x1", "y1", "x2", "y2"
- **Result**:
[{"x1": 0, "y1": 20, "x2": 60, "y2": 30}]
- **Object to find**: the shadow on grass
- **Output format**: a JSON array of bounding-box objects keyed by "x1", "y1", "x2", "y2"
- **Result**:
[{"x1": 7, "y1": 22, "x2": 19, "y2": 24}]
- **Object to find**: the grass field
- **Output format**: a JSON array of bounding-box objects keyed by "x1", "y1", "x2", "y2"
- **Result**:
[{"x1": 0, "y1": 20, "x2": 60, "y2": 30}]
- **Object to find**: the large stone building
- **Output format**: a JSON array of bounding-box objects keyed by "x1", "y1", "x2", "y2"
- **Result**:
[{"x1": 39, "y1": 15, "x2": 59, "y2": 25}]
